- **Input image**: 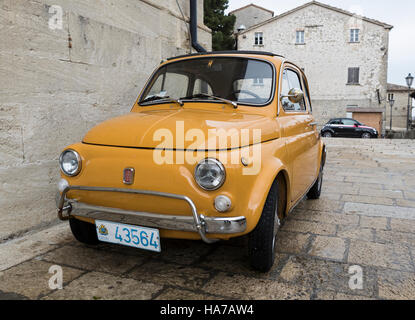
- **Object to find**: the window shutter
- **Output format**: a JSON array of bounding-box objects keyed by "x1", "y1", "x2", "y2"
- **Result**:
[
  {"x1": 348, "y1": 68, "x2": 359, "y2": 84},
  {"x1": 354, "y1": 68, "x2": 360, "y2": 84}
]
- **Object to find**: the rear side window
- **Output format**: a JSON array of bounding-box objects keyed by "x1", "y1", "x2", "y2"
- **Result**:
[{"x1": 342, "y1": 119, "x2": 357, "y2": 126}]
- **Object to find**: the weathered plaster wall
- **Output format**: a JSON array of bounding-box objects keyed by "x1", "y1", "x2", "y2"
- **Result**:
[
  {"x1": 237, "y1": 4, "x2": 390, "y2": 128},
  {"x1": 0, "y1": 0, "x2": 211, "y2": 240},
  {"x1": 385, "y1": 90, "x2": 415, "y2": 130},
  {"x1": 231, "y1": 5, "x2": 273, "y2": 32}
]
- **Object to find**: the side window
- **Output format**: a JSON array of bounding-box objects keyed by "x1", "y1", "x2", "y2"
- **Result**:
[
  {"x1": 302, "y1": 75, "x2": 312, "y2": 112},
  {"x1": 281, "y1": 69, "x2": 306, "y2": 112},
  {"x1": 342, "y1": 119, "x2": 357, "y2": 126}
]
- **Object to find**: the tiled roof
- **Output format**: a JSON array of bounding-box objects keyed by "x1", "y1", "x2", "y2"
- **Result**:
[{"x1": 388, "y1": 83, "x2": 415, "y2": 92}]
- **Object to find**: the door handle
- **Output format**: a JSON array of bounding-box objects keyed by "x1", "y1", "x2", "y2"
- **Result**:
[{"x1": 308, "y1": 122, "x2": 318, "y2": 126}]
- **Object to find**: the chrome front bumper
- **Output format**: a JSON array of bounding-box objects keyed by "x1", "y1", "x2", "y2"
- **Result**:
[{"x1": 57, "y1": 186, "x2": 247, "y2": 244}]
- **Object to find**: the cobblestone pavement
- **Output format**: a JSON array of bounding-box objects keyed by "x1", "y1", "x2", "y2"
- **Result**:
[{"x1": 1, "y1": 138, "x2": 415, "y2": 300}]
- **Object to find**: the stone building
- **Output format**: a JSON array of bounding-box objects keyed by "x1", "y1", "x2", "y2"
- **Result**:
[
  {"x1": 0, "y1": 0, "x2": 211, "y2": 240},
  {"x1": 234, "y1": 1, "x2": 393, "y2": 134},
  {"x1": 229, "y1": 3, "x2": 274, "y2": 32},
  {"x1": 386, "y1": 84, "x2": 415, "y2": 130}
]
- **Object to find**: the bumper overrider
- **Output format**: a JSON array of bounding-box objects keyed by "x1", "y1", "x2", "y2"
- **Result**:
[{"x1": 57, "y1": 186, "x2": 247, "y2": 244}]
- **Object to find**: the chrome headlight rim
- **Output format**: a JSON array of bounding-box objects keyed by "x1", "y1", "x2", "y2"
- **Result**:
[
  {"x1": 59, "y1": 149, "x2": 82, "y2": 177},
  {"x1": 194, "y1": 158, "x2": 226, "y2": 191}
]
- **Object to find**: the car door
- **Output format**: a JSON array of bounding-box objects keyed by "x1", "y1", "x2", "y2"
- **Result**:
[
  {"x1": 341, "y1": 119, "x2": 359, "y2": 137},
  {"x1": 279, "y1": 66, "x2": 319, "y2": 202},
  {"x1": 329, "y1": 119, "x2": 342, "y2": 136}
]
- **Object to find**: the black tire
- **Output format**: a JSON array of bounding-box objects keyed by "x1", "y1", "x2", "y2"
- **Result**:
[
  {"x1": 307, "y1": 161, "x2": 324, "y2": 200},
  {"x1": 361, "y1": 132, "x2": 372, "y2": 139},
  {"x1": 248, "y1": 180, "x2": 281, "y2": 273},
  {"x1": 69, "y1": 218, "x2": 99, "y2": 245},
  {"x1": 322, "y1": 131, "x2": 332, "y2": 138}
]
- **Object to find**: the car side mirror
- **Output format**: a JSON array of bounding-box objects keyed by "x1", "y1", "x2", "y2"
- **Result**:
[
  {"x1": 354, "y1": 123, "x2": 359, "y2": 127},
  {"x1": 281, "y1": 88, "x2": 304, "y2": 104}
]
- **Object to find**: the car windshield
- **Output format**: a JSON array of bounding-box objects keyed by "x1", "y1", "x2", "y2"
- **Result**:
[{"x1": 140, "y1": 57, "x2": 274, "y2": 106}]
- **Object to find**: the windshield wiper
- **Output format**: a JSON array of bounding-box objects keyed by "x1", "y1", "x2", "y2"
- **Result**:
[
  {"x1": 141, "y1": 95, "x2": 184, "y2": 106},
  {"x1": 180, "y1": 93, "x2": 238, "y2": 109}
]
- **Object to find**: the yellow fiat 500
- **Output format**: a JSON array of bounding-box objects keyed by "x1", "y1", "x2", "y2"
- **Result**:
[{"x1": 57, "y1": 51, "x2": 326, "y2": 272}]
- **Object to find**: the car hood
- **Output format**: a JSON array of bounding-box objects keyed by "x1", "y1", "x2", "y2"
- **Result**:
[{"x1": 83, "y1": 108, "x2": 279, "y2": 150}]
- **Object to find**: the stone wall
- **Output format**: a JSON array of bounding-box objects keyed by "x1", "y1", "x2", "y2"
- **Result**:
[
  {"x1": 385, "y1": 90, "x2": 414, "y2": 130},
  {"x1": 0, "y1": 0, "x2": 211, "y2": 240},
  {"x1": 237, "y1": 3, "x2": 391, "y2": 129}
]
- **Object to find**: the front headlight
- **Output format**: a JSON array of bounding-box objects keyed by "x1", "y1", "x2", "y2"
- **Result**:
[
  {"x1": 59, "y1": 149, "x2": 82, "y2": 177},
  {"x1": 194, "y1": 158, "x2": 226, "y2": 191}
]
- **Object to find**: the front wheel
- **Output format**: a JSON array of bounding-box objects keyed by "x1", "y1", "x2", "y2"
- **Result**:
[
  {"x1": 69, "y1": 218, "x2": 99, "y2": 245},
  {"x1": 322, "y1": 131, "x2": 332, "y2": 138},
  {"x1": 361, "y1": 132, "x2": 372, "y2": 139},
  {"x1": 248, "y1": 180, "x2": 281, "y2": 272}
]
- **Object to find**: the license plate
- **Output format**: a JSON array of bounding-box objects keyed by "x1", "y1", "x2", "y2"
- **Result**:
[{"x1": 95, "y1": 220, "x2": 161, "y2": 252}]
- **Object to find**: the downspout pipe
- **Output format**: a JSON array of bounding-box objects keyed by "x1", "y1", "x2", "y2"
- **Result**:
[{"x1": 190, "y1": 0, "x2": 207, "y2": 53}]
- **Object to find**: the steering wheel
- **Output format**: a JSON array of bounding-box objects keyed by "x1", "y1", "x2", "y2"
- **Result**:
[{"x1": 232, "y1": 90, "x2": 261, "y2": 100}]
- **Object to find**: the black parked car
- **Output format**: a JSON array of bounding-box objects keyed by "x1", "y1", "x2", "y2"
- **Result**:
[{"x1": 321, "y1": 118, "x2": 378, "y2": 139}]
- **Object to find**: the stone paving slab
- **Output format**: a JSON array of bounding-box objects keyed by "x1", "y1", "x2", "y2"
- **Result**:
[
  {"x1": 1, "y1": 138, "x2": 415, "y2": 300},
  {"x1": 0, "y1": 223, "x2": 73, "y2": 271}
]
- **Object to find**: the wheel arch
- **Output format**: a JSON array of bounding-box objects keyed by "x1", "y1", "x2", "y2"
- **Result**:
[
  {"x1": 247, "y1": 164, "x2": 292, "y2": 234},
  {"x1": 321, "y1": 128, "x2": 335, "y2": 136}
]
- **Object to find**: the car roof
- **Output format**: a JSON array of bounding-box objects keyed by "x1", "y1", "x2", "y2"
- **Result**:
[
  {"x1": 329, "y1": 118, "x2": 357, "y2": 121},
  {"x1": 166, "y1": 51, "x2": 285, "y2": 61}
]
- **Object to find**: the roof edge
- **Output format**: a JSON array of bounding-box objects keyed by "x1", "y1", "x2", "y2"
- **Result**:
[
  {"x1": 229, "y1": 3, "x2": 274, "y2": 16},
  {"x1": 166, "y1": 50, "x2": 284, "y2": 61},
  {"x1": 238, "y1": 1, "x2": 393, "y2": 35}
]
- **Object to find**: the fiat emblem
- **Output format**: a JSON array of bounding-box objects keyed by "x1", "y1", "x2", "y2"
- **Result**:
[{"x1": 123, "y1": 168, "x2": 135, "y2": 185}]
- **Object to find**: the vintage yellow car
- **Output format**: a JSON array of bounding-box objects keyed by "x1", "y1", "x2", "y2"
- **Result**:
[{"x1": 57, "y1": 51, "x2": 326, "y2": 272}]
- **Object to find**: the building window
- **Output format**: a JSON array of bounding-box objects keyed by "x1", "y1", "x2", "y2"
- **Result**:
[
  {"x1": 350, "y1": 29, "x2": 360, "y2": 43},
  {"x1": 347, "y1": 67, "x2": 360, "y2": 84},
  {"x1": 253, "y1": 78, "x2": 264, "y2": 86},
  {"x1": 296, "y1": 30, "x2": 305, "y2": 44},
  {"x1": 254, "y1": 32, "x2": 263, "y2": 45}
]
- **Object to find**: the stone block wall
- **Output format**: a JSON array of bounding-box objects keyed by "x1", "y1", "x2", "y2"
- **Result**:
[{"x1": 0, "y1": 0, "x2": 211, "y2": 240}]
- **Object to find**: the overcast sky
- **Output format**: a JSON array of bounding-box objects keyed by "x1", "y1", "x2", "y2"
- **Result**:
[{"x1": 227, "y1": 0, "x2": 415, "y2": 86}]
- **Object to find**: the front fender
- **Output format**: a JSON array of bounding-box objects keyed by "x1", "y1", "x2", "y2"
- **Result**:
[{"x1": 238, "y1": 140, "x2": 291, "y2": 234}]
